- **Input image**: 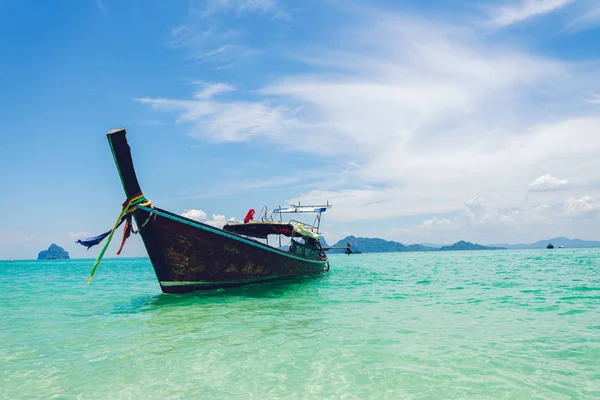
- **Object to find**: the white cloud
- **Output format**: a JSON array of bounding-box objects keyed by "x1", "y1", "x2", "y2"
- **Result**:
[
  {"x1": 390, "y1": 199, "x2": 558, "y2": 244},
  {"x1": 496, "y1": 203, "x2": 554, "y2": 227},
  {"x1": 421, "y1": 217, "x2": 452, "y2": 228},
  {"x1": 564, "y1": 195, "x2": 600, "y2": 215},
  {"x1": 416, "y1": 217, "x2": 455, "y2": 235},
  {"x1": 589, "y1": 94, "x2": 600, "y2": 104},
  {"x1": 205, "y1": 214, "x2": 228, "y2": 228},
  {"x1": 464, "y1": 197, "x2": 500, "y2": 225},
  {"x1": 181, "y1": 209, "x2": 207, "y2": 221},
  {"x1": 529, "y1": 174, "x2": 569, "y2": 191},
  {"x1": 137, "y1": 88, "x2": 294, "y2": 142},
  {"x1": 193, "y1": 82, "x2": 236, "y2": 99},
  {"x1": 489, "y1": 0, "x2": 576, "y2": 28},
  {"x1": 144, "y1": 6, "x2": 600, "y2": 243},
  {"x1": 533, "y1": 203, "x2": 552, "y2": 211},
  {"x1": 68, "y1": 232, "x2": 93, "y2": 240},
  {"x1": 180, "y1": 209, "x2": 231, "y2": 228},
  {"x1": 384, "y1": 197, "x2": 557, "y2": 244}
]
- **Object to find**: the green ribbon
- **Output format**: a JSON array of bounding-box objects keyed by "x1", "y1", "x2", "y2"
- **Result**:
[{"x1": 87, "y1": 195, "x2": 147, "y2": 284}]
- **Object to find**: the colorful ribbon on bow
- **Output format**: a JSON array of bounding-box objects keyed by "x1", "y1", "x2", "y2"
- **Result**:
[{"x1": 87, "y1": 193, "x2": 148, "y2": 284}]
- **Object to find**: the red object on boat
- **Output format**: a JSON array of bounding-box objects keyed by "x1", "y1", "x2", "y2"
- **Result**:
[{"x1": 243, "y1": 209, "x2": 255, "y2": 223}]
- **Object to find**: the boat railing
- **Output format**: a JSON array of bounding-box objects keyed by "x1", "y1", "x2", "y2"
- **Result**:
[
  {"x1": 258, "y1": 205, "x2": 274, "y2": 222},
  {"x1": 271, "y1": 202, "x2": 331, "y2": 233},
  {"x1": 227, "y1": 202, "x2": 330, "y2": 237}
]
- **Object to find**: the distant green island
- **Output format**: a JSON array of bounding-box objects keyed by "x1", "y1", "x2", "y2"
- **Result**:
[
  {"x1": 439, "y1": 241, "x2": 504, "y2": 251},
  {"x1": 322, "y1": 236, "x2": 600, "y2": 254},
  {"x1": 490, "y1": 236, "x2": 600, "y2": 249},
  {"x1": 322, "y1": 236, "x2": 502, "y2": 253},
  {"x1": 323, "y1": 236, "x2": 439, "y2": 253},
  {"x1": 37, "y1": 244, "x2": 70, "y2": 260}
]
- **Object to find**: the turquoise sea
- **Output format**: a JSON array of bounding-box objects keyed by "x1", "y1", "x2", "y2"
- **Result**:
[{"x1": 1, "y1": 250, "x2": 599, "y2": 399}]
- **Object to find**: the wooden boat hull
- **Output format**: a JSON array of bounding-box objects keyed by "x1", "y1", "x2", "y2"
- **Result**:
[
  {"x1": 106, "y1": 128, "x2": 329, "y2": 294},
  {"x1": 131, "y1": 206, "x2": 328, "y2": 294}
]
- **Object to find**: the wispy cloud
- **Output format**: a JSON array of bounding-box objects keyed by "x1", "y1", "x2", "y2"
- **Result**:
[
  {"x1": 566, "y1": 2, "x2": 600, "y2": 31},
  {"x1": 168, "y1": 26, "x2": 257, "y2": 65},
  {"x1": 168, "y1": 1, "x2": 287, "y2": 66},
  {"x1": 142, "y1": 5, "x2": 600, "y2": 242},
  {"x1": 192, "y1": 82, "x2": 236, "y2": 99},
  {"x1": 170, "y1": 29, "x2": 258, "y2": 63},
  {"x1": 159, "y1": 175, "x2": 305, "y2": 202},
  {"x1": 564, "y1": 195, "x2": 600, "y2": 215},
  {"x1": 136, "y1": 85, "x2": 294, "y2": 142},
  {"x1": 390, "y1": 199, "x2": 558, "y2": 244},
  {"x1": 190, "y1": 0, "x2": 288, "y2": 19},
  {"x1": 95, "y1": 0, "x2": 107, "y2": 13},
  {"x1": 68, "y1": 232, "x2": 93, "y2": 240},
  {"x1": 488, "y1": 0, "x2": 576, "y2": 28}
]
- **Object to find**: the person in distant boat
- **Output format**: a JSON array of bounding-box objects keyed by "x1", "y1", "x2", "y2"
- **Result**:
[{"x1": 344, "y1": 243, "x2": 352, "y2": 255}]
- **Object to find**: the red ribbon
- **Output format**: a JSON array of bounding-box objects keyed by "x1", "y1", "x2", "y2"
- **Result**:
[{"x1": 116, "y1": 214, "x2": 132, "y2": 255}]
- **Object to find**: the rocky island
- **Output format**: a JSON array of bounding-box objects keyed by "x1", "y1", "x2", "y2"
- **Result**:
[
  {"x1": 439, "y1": 241, "x2": 505, "y2": 251},
  {"x1": 37, "y1": 243, "x2": 70, "y2": 260},
  {"x1": 326, "y1": 236, "x2": 438, "y2": 253},
  {"x1": 322, "y1": 237, "x2": 507, "y2": 253}
]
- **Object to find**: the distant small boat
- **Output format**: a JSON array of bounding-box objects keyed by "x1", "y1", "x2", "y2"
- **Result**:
[
  {"x1": 547, "y1": 243, "x2": 554, "y2": 249},
  {"x1": 558, "y1": 245, "x2": 564, "y2": 248},
  {"x1": 342, "y1": 243, "x2": 361, "y2": 255},
  {"x1": 343, "y1": 248, "x2": 361, "y2": 255},
  {"x1": 321, "y1": 242, "x2": 356, "y2": 254}
]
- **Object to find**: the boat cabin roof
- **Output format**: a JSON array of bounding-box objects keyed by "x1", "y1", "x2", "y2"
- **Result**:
[{"x1": 223, "y1": 221, "x2": 319, "y2": 240}]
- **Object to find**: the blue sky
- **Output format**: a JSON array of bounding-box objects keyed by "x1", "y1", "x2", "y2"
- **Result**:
[{"x1": 1, "y1": 0, "x2": 600, "y2": 259}]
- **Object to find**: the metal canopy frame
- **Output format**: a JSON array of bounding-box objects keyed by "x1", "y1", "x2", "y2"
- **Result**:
[
  {"x1": 271, "y1": 201, "x2": 331, "y2": 235},
  {"x1": 229, "y1": 202, "x2": 331, "y2": 249}
]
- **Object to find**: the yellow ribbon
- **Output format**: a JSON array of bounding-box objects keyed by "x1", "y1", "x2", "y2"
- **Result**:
[{"x1": 87, "y1": 194, "x2": 146, "y2": 284}]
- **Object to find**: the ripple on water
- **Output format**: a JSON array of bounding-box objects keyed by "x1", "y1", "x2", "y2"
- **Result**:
[{"x1": 1, "y1": 251, "x2": 600, "y2": 399}]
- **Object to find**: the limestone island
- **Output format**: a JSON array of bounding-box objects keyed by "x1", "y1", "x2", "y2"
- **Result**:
[
  {"x1": 37, "y1": 243, "x2": 70, "y2": 260},
  {"x1": 439, "y1": 241, "x2": 505, "y2": 251}
]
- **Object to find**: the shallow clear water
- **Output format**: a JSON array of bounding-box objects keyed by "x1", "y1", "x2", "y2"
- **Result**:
[{"x1": 1, "y1": 249, "x2": 600, "y2": 399}]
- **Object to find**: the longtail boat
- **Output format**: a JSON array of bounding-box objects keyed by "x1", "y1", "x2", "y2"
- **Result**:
[{"x1": 79, "y1": 128, "x2": 332, "y2": 294}]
